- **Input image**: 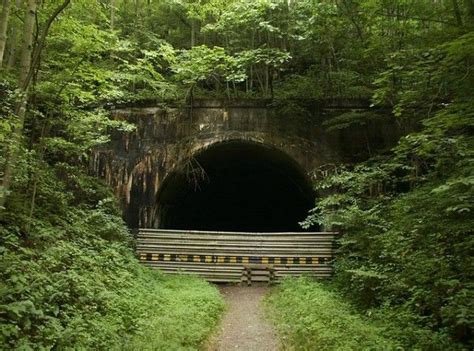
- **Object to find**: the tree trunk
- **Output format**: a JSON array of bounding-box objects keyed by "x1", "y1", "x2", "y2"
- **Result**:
[
  {"x1": 452, "y1": 0, "x2": 463, "y2": 26},
  {"x1": 249, "y1": 65, "x2": 253, "y2": 90},
  {"x1": 281, "y1": 0, "x2": 289, "y2": 51},
  {"x1": 1, "y1": 0, "x2": 70, "y2": 209},
  {"x1": 465, "y1": 0, "x2": 474, "y2": 25},
  {"x1": 110, "y1": 0, "x2": 116, "y2": 30},
  {"x1": 191, "y1": 19, "x2": 196, "y2": 47},
  {"x1": 6, "y1": 0, "x2": 21, "y2": 68},
  {"x1": 264, "y1": 65, "x2": 269, "y2": 96},
  {"x1": 24, "y1": 0, "x2": 71, "y2": 90},
  {"x1": 0, "y1": 0, "x2": 11, "y2": 65},
  {"x1": 18, "y1": 0, "x2": 37, "y2": 87},
  {"x1": 0, "y1": 0, "x2": 37, "y2": 209}
]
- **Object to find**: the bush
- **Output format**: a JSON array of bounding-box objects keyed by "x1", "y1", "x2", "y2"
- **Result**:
[{"x1": 0, "y1": 197, "x2": 224, "y2": 349}]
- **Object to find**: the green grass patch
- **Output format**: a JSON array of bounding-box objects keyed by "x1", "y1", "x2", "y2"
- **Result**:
[
  {"x1": 265, "y1": 277, "x2": 399, "y2": 350},
  {"x1": 121, "y1": 273, "x2": 225, "y2": 351}
]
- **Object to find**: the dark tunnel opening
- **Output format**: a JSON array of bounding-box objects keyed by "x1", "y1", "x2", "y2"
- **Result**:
[{"x1": 156, "y1": 141, "x2": 316, "y2": 232}]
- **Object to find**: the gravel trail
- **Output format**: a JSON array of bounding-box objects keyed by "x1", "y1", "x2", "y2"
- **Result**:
[{"x1": 207, "y1": 285, "x2": 280, "y2": 351}]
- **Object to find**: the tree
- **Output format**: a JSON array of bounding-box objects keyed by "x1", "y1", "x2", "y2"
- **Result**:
[
  {"x1": 1, "y1": 0, "x2": 71, "y2": 209},
  {"x1": 0, "y1": 0, "x2": 11, "y2": 65}
]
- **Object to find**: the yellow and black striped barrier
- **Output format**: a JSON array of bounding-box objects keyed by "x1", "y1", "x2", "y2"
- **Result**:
[{"x1": 139, "y1": 253, "x2": 329, "y2": 265}]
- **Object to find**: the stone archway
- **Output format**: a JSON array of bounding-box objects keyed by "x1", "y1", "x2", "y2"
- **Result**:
[{"x1": 91, "y1": 99, "x2": 396, "y2": 230}]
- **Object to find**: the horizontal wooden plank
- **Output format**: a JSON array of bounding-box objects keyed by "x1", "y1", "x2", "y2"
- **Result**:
[
  {"x1": 137, "y1": 241, "x2": 335, "y2": 247},
  {"x1": 138, "y1": 228, "x2": 338, "y2": 236},
  {"x1": 137, "y1": 239, "x2": 335, "y2": 246},
  {"x1": 136, "y1": 249, "x2": 334, "y2": 257},
  {"x1": 147, "y1": 269, "x2": 331, "y2": 280},
  {"x1": 137, "y1": 233, "x2": 337, "y2": 240},
  {"x1": 139, "y1": 245, "x2": 334, "y2": 251},
  {"x1": 138, "y1": 244, "x2": 334, "y2": 249},
  {"x1": 142, "y1": 262, "x2": 332, "y2": 274},
  {"x1": 140, "y1": 264, "x2": 332, "y2": 270},
  {"x1": 137, "y1": 241, "x2": 334, "y2": 251},
  {"x1": 137, "y1": 238, "x2": 336, "y2": 245}
]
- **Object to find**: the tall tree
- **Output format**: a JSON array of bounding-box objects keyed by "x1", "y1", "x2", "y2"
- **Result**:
[
  {"x1": 0, "y1": 0, "x2": 38, "y2": 209},
  {"x1": 0, "y1": 0, "x2": 11, "y2": 65},
  {"x1": 1, "y1": 0, "x2": 71, "y2": 209},
  {"x1": 5, "y1": 0, "x2": 21, "y2": 67}
]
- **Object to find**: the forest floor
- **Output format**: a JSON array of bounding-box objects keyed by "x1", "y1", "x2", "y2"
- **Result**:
[{"x1": 206, "y1": 285, "x2": 280, "y2": 351}]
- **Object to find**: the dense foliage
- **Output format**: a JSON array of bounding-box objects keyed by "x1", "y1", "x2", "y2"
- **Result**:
[
  {"x1": 0, "y1": 169, "x2": 224, "y2": 349},
  {"x1": 302, "y1": 21, "x2": 474, "y2": 351},
  {"x1": 1, "y1": 0, "x2": 473, "y2": 349}
]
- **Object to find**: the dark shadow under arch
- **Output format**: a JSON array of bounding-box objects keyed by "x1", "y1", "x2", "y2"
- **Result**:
[{"x1": 156, "y1": 141, "x2": 316, "y2": 232}]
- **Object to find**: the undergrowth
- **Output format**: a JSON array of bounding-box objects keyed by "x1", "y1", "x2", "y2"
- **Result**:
[
  {"x1": 0, "y1": 193, "x2": 224, "y2": 350},
  {"x1": 265, "y1": 277, "x2": 461, "y2": 350}
]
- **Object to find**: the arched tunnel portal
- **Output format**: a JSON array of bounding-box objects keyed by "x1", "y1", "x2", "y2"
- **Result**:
[{"x1": 156, "y1": 141, "x2": 316, "y2": 232}]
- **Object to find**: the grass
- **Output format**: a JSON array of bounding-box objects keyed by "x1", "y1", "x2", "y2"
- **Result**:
[
  {"x1": 265, "y1": 277, "x2": 400, "y2": 350},
  {"x1": 119, "y1": 272, "x2": 225, "y2": 351}
]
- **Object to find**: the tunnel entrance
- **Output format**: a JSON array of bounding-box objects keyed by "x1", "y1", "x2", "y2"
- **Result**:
[{"x1": 157, "y1": 141, "x2": 315, "y2": 232}]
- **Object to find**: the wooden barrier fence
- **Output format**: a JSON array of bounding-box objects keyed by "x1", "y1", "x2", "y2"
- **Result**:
[{"x1": 137, "y1": 228, "x2": 338, "y2": 284}]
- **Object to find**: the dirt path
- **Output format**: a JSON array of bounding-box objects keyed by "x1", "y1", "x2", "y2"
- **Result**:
[{"x1": 207, "y1": 285, "x2": 280, "y2": 351}]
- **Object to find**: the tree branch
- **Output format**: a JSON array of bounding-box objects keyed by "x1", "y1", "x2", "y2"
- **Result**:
[{"x1": 22, "y1": 0, "x2": 71, "y2": 91}]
